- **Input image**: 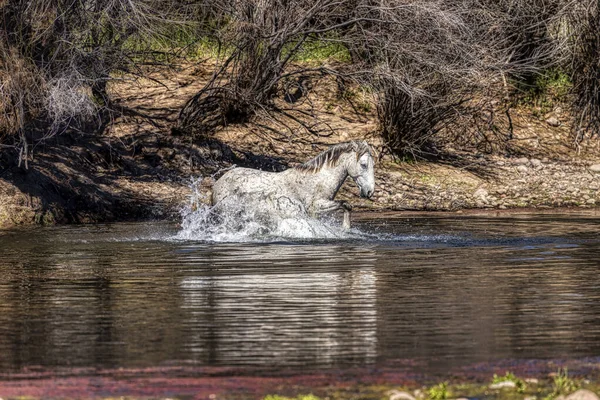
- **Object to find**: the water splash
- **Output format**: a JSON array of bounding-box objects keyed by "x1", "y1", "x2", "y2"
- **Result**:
[{"x1": 174, "y1": 176, "x2": 354, "y2": 242}]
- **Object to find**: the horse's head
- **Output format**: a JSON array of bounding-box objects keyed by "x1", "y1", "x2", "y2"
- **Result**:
[{"x1": 348, "y1": 143, "x2": 375, "y2": 199}]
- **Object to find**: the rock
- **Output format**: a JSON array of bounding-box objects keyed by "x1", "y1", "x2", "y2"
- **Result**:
[
  {"x1": 530, "y1": 159, "x2": 543, "y2": 168},
  {"x1": 565, "y1": 389, "x2": 600, "y2": 400},
  {"x1": 388, "y1": 390, "x2": 417, "y2": 400},
  {"x1": 517, "y1": 165, "x2": 529, "y2": 174},
  {"x1": 490, "y1": 381, "x2": 517, "y2": 389},
  {"x1": 524, "y1": 378, "x2": 539, "y2": 384},
  {"x1": 586, "y1": 198, "x2": 596, "y2": 205},
  {"x1": 513, "y1": 157, "x2": 530, "y2": 165},
  {"x1": 474, "y1": 188, "x2": 488, "y2": 199},
  {"x1": 589, "y1": 164, "x2": 600, "y2": 173},
  {"x1": 546, "y1": 116, "x2": 561, "y2": 127}
]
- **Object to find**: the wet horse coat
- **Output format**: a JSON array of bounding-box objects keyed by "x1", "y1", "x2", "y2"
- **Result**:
[{"x1": 211, "y1": 141, "x2": 375, "y2": 228}]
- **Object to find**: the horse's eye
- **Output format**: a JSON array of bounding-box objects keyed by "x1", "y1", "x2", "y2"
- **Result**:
[{"x1": 360, "y1": 163, "x2": 368, "y2": 169}]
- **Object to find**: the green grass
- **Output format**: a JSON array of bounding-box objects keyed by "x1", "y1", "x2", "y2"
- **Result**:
[
  {"x1": 550, "y1": 368, "x2": 579, "y2": 398},
  {"x1": 492, "y1": 371, "x2": 527, "y2": 394},
  {"x1": 339, "y1": 87, "x2": 373, "y2": 112},
  {"x1": 123, "y1": 30, "x2": 351, "y2": 64},
  {"x1": 122, "y1": 28, "x2": 231, "y2": 61},
  {"x1": 290, "y1": 39, "x2": 351, "y2": 63},
  {"x1": 264, "y1": 395, "x2": 321, "y2": 400},
  {"x1": 516, "y1": 68, "x2": 572, "y2": 117},
  {"x1": 428, "y1": 382, "x2": 450, "y2": 400},
  {"x1": 258, "y1": 377, "x2": 600, "y2": 400}
]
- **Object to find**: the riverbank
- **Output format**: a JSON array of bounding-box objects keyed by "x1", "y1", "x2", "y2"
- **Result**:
[
  {"x1": 1, "y1": 62, "x2": 599, "y2": 228},
  {"x1": 1, "y1": 359, "x2": 600, "y2": 399}
]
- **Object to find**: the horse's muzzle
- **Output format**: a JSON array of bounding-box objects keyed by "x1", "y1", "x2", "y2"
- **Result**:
[{"x1": 361, "y1": 188, "x2": 374, "y2": 199}]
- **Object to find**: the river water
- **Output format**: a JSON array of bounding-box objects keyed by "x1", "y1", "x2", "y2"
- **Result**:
[{"x1": 1, "y1": 212, "x2": 599, "y2": 375}]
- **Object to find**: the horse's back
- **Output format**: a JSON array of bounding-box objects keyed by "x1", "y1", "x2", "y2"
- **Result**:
[{"x1": 211, "y1": 167, "x2": 283, "y2": 206}]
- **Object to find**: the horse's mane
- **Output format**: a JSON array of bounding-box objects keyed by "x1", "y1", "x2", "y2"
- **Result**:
[{"x1": 295, "y1": 141, "x2": 373, "y2": 173}]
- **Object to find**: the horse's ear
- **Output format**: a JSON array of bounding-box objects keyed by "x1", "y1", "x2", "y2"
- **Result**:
[{"x1": 370, "y1": 145, "x2": 380, "y2": 162}]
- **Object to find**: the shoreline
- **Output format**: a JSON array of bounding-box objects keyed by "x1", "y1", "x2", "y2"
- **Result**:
[
  {"x1": 1, "y1": 206, "x2": 599, "y2": 231},
  {"x1": 1, "y1": 358, "x2": 599, "y2": 399},
  {"x1": 1, "y1": 62, "x2": 599, "y2": 228}
]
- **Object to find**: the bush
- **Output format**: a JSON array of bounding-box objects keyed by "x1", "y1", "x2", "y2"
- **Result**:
[
  {"x1": 569, "y1": 0, "x2": 600, "y2": 143},
  {"x1": 0, "y1": 0, "x2": 200, "y2": 166},
  {"x1": 176, "y1": 0, "x2": 351, "y2": 136}
]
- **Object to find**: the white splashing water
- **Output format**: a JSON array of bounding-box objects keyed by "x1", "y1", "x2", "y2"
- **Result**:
[{"x1": 174, "y1": 177, "x2": 355, "y2": 242}]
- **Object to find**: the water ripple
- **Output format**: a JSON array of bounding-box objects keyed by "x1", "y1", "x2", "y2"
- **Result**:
[{"x1": 1, "y1": 213, "x2": 600, "y2": 373}]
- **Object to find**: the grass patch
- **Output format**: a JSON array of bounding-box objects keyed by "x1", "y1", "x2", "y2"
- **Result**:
[
  {"x1": 123, "y1": 30, "x2": 229, "y2": 61},
  {"x1": 549, "y1": 368, "x2": 579, "y2": 398},
  {"x1": 290, "y1": 38, "x2": 351, "y2": 63},
  {"x1": 339, "y1": 87, "x2": 373, "y2": 113},
  {"x1": 492, "y1": 371, "x2": 527, "y2": 393},
  {"x1": 428, "y1": 382, "x2": 450, "y2": 400},
  {"x1": 264, "y1": 395, "x2": 321, "y2": 400},
  {"x1": 515, "y1": 68, "x2": 572, "y2": 117}
]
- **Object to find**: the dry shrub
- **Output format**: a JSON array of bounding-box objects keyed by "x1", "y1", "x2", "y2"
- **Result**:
[
  {"x1": 340, "y1": 0, "x2": 508, "y2": 157},
  {"x1": 570, "y1": 0, "x2": 600, "y2": 143},
  {"x1": 0, "y1": 45, "x2": 46, "y2": 167},
  {"x1": 176, "y1": 0, "x2": 577, "y2": 156},
  {"x1": 177, "y1": 0, "x2": 350, "y2": 136},
  {"x1": 493, "y1": 0, "x2": 565, "y2": 79},
  {"x1": 0, "y1": 0, "x2": 200, "y2": 167},
  {"x1": 340, "y1": 0, "x2": 573, "y2": 157}
]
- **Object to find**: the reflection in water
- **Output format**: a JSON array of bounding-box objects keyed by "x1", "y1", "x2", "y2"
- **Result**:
[
  {"x1": 181, "y1": 268, "x2": 377, "y2": 366},
  {"x1": 177, "y1": 244, "x2": 378, "y2": 367},
  {"x1": 1, "y1": 214, "x2": 600, "y2": 373}
]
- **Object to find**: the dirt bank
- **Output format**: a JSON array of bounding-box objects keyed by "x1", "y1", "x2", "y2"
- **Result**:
[{"x1": 1, "y1": 62, "x2": 599, "y2": 228}]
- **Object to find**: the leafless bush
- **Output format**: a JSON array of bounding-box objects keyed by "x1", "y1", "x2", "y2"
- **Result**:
[
  {"x1": 177, "y1": 0, "x2": 350, "y2": 136},
  {"x1": 569, "y1": 0, "x2": 600, "y2": 143},
  {"x1": 0, "y1": 0, "x2": 201, "y2": 167},
  {"x1": 490, "y1": 0, "x2": 565, "y2": 80},
  {"x1": 337, "y1": 1, "x2": 504, "y2": 156},
  {"x1": 0, "y1": 44, "x2": 46, "y2": 167},
  {"x1": 46, "y1": 75, "x2": 96, "y2": 131},
  {"x1": 338, "y1": 0, "x2": 574, "y2": 156}
]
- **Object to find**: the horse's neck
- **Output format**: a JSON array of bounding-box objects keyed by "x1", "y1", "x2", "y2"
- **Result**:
[{"x1": 303, "y1": 154, "x2": 351, "y2": 200}]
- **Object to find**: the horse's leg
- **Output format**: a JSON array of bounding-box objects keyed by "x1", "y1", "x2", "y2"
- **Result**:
[
  {"x1": 342, "y1": 209, "x2": 351, "y2": 230},
  {"x1": 312, "y1": 199, "x2": 352, "y2": 229},
  {"x1": 312, "y1": 199, "x2": 343, "y2": 214}
]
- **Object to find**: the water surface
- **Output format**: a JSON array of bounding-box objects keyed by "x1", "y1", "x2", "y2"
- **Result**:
[{"x1": 1, "y1": 212, "x2": 599, "y2": 374}]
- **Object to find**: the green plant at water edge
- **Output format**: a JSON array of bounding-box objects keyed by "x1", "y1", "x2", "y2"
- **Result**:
[
  {"x1": 551, "y1": 368, "x2": 579, "y2": 397},
  {"x1": 492, "y1": 371, "x2": 527, "y2": 394},
  {"x1": 428, "y1": 382, "x2": 450, "y2": 400},
  {"x1": 264, "y1": 395, "x2": 321, "y2": 400}
]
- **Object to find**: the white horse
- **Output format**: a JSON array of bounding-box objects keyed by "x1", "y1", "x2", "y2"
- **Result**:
[{"x1": 211, "y1": 141, "x2": 375, "y2": 230}]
